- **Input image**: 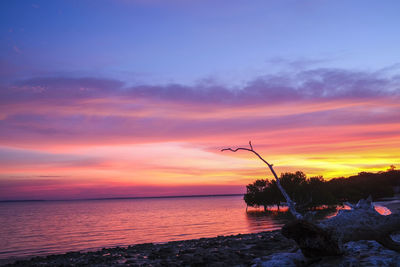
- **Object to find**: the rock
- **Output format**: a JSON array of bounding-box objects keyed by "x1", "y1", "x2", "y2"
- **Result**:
[{"x1": 252, "y1": 251, "x2": 305, "y2": 267}]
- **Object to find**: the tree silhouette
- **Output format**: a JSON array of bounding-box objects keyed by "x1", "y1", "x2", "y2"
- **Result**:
[{"x1": 243, "y1": 168, "x2": 399, "y2": 211}]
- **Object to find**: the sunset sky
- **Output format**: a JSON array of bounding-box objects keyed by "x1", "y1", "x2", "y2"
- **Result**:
[{"x1": 1, "y1": 0, "x2": 400, "y2": 200}]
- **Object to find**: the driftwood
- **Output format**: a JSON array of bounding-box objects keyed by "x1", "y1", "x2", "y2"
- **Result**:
[
  {"x1": 282, "y1": 197, "x2": 400, "y2": 257},
  {"x1": 222, "y1": 142, "x2": 400, "y2": 257}
]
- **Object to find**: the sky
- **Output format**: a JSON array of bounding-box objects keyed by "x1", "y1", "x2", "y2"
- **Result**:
[{"x1": 0, "y1": 0, "x2": 399, "y2": 200}]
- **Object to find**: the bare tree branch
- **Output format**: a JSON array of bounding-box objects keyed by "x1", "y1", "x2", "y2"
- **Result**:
[{"x1": 221, "y1": 141, "x2": 303, "y2": 220}]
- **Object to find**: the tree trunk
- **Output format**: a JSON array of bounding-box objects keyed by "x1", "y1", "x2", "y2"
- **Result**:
[
  {"x1": 281, "y1": 219, "x2": 342, "y2": 257},
  {"x1": 282, "y1": 197, "x2": 400, "y2": 257}
]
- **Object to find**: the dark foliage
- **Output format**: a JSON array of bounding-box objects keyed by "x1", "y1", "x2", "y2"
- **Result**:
[{"x1": 244, "y1": 168, "x2": 400, "y2": 211}]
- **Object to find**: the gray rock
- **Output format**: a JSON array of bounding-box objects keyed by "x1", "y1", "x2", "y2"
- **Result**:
[{"x1": 252, "y1": 251, "x2": 305, "y2": 267}]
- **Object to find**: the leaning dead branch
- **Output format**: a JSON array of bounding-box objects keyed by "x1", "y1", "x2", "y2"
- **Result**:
[{"x1": 222, "y1": 141, "x2": 302, "y2": 220}]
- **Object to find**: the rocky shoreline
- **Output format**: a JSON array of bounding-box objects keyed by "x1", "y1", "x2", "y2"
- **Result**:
[
  {"x1": 2, "y1": 230, "x2": 297, "y2": 266},
  {"x1": 2, "y1": 230, "x2": 400, "y2": 267}
]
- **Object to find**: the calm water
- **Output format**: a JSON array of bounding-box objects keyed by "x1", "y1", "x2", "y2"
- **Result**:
[{"x1": 0, "y1": 195, "x2": 295, "y2": 261}]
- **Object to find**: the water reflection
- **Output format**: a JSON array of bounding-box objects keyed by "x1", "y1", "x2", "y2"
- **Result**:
[
  {"x1": 0, "y1": 196, "x2": 396, "y2": 261},
  {"x1": 245, "y1": 209, "x2": 291, "y2": 232},
  {"x1": 374, "y1": 205, "x2": 391, "y2": 215},
  {"x1": 244, "y1": 206, "x2": 340, "y2": 231},
  {"x1": 245, "y1": 203, "x2": 391, "y2": 232},
  {"x1": 327, "y1": 203, "x2": 391, "y2": 218}
]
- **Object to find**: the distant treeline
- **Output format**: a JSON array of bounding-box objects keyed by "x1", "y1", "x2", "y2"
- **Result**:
[{"x1": 244, "y1": 167, "x2": 400, "y2": 211}]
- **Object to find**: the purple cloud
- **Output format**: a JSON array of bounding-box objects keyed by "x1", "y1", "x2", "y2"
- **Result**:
[
  {"x1": 0, "y1": 77, "x2": 124, "y2": 105},
  {"x1": 2, "y1": 67, "x2": 399, "y2": 106},
  {"x1": 0, "y1": 67, "x2": 399, "y2": 147},
  {"x1": 0, "y1": 147, "x2": 102, "y2": 168}
]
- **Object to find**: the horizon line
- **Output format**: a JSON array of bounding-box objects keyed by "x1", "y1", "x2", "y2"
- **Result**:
[{"x1": 0, "y1": 193, "x2": 245, "y2": 203}]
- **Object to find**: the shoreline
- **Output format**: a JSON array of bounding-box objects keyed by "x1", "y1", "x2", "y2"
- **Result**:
[
  {"x1": 1, "y1": 230, "x2": 400, "y2": 267},
  {"x1": 1, "y1": 230, "x2": 297, "y2": 266},
  {"x1": 3, "y1": 230, "x2": 400, "y2": 267}
]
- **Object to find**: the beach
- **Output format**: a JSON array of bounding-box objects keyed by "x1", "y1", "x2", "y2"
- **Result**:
[
  {"x1": 3, "y1": 230, "x2": 400, "y2": 267},
  {"x1": 3, "y1": 230, "x2": 296, "y2": 266}
]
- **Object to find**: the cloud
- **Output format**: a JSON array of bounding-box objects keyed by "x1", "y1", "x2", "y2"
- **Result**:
[
  {"x1": 0, "y1": 67, "x2": 399, "y2": 148},
  {"x1": 2, "y1": 67, "x2": 399, "y2": 106},
  {"x1": 124, "y1": 68, "x2": 399, "y2": 104},
  {"x1": 296, "y1": 68, "x2": 399, "y2": 98},
  {"x1": 0, "y1": 147, "x2": 103, "y2": 170},
  {"x1": 2, "y1": 77, "x2": 123, "y2": 103},
  {"x1": 264, "y1": 56, "x2": 331, "y2": 70}
]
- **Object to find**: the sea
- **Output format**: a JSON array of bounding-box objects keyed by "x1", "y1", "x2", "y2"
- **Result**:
[{"x1": 0, "y1": 195, "x2": 392, "y2": 262}]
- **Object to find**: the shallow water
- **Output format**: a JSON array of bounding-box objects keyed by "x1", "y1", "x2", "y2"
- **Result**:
[{"x1": 0, "y1": 195, "x2": 293, "y2": 260}]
